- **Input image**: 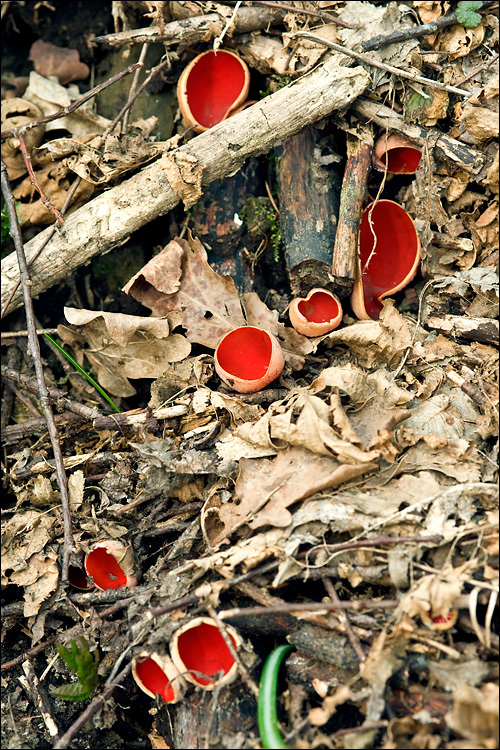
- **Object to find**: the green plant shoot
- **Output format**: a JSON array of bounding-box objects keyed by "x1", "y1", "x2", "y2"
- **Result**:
[
  {"x1": 455, "y1": 1, "x2": 483, "y2": 28},
  {"x1": 43, "y1": 333, "x2": 121, "y2": 413},
  {"x1": 51, "y1": 638, "x2": 99, "y2": 702}
]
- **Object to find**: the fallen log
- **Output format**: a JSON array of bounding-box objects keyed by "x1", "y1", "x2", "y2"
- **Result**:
[{"x1": 1, "y1": 58, "x2": 370, "y2": 316}]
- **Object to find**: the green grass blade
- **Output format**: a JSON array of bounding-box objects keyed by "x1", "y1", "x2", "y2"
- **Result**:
[{"x1": 43, "y1": 333, "x2": 121, "y2": 413}]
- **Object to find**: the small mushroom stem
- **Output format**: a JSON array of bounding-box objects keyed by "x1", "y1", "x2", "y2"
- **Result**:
[{"x1": 331, "y1": 137, "x2": 372, "y2": 298}]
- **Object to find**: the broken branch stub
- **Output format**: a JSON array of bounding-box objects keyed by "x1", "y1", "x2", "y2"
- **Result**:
[{"x1": 1, "y1": 59, "x2": 370, "y2": 316}]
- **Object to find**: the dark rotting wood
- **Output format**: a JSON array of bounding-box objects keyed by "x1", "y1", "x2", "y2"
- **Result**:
[
  {"x1": 331, "y1": 137, "x2": 372, "y2": 298},
  {"x1": 189, "y1": 157, "x2": 266, "y2": 293},
  {"x1": 277, "y1": 126, "x2": 342, "y2": 296}
]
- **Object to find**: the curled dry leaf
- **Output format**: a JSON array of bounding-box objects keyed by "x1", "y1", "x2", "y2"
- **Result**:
[
  {"x1": 206, "y1": 446, "x2": 378, "y2": 546},
  {"x1": 1, "y1": 97, "x2": 45, "y2": 180},
  {"x1": 1, "y1": 509, "x2": 59, "y2": 617},
  {"x1": 236, "y1": 390, "x2": 382, "y2": 464},
  {"x1": 124, "y1": 231, "x2": 311, "y2": 367},
  {"x1": 59, "y1": 308, "x2": 191, "y2": 397},
  {"x1": 29, "y1": 39, "x2": 90, "y2": 85},
  {"x1": 13, "y1": 161, "x2": 95, "y2": 226}
]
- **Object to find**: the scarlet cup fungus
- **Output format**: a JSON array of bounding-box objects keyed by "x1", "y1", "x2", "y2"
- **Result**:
[
  {"x1": 84, "y1": 539, "x2": 138, "y2": 591},
  {"x1": 170, "y1": 617, "x2": 242, "y2": 690},
  {"x1": 132, "y1": 651, "x2": 186, "y2": 704},
  {"x1": 421, "y1": 608, "x2": 459, "y2": 631},
  {"x1": 177, "y1": 50, "x2": 250, "y2": 133},
  {"x1": 373, "y1": 133, "x2": 422, "y2": 174},
  {"x1": 351, "y1": 200, "x2": 420, "y2": 320},
  {"x1": 289, "y1": 288, "x2": 343, "y2": 336},
  {"x1": 68, "y1": 563, "x2": 94, "y2": 591},
  {"x1": 214, "y1": 326, "x2": 285, "y2": 393}
]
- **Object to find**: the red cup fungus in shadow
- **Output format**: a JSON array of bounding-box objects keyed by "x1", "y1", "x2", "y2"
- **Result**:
[
  {"x1": 132, "y1": 651, "x2": 186, "y2": 704},
  {"x1": 68, "y1": 563, "x2": 94, "y2": 591},
  {"x1": 170, "y1": 616, "x2": 242, "y2": 690},
  {"x1": 214, "y1": 326, "x2": 285, "y2": 393},
  {"x1": 351, "y1": 200, "x2": 420, "y2": 320},
  {"x1": 373, "y1": 133, "x2": 422, "y2": 174},
  {"x1": 84, "y1": 539, "x2": 138, "y2": 591},
  {"x1": 177, "y1": 50, "x2": 250, "y2": 133},
  {"x1": 289, "y1": 288, "x2": 343, "y2": 336}
]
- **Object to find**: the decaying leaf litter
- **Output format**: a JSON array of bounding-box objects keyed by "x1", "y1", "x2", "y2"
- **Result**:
[{"x1": 1, "y1": 1, "x2": 498, "y2": 749}]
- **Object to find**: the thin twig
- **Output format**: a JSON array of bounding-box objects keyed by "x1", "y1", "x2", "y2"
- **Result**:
[
  {"x1": 322, "y1": 577, "x2": 366, "y2": 662},
  {"x1": 454, "y1": 51, "x2": 499, "y2": 87},
  {"x1": 1, "y1": 158, "x2": 75, "y2": 582},
  {"x1": 52, "y1": 661, "x2": 133, "y2": 749},
  {"x1": 121, "y1": 43, "x2": 149, "y2": 134},
  {"x1": 1, "y1": 328, "x2": 58, "y2": 338},
  {"x1": 19, "y1": 660, "x2": 60, "y2": 740},
  {"x1": 293, "y1": 31, "x2": 471, "y2": 97},
  {"x1": 361, "y1": 1, "x2": 498, "y2": 52},
  {"x1": 2, "y1": 365, "x2": 102, "y2": 420},
  {"x1": 218, "y1": 599, "x2": 399, "y2": 620},
  {"x1": 1, "y1": 63, "x2": 143, "y2": 140},
  {"x1": 18, "y1": 132, "x2": 64, "y2": 224},
  {"x1": 1, "y1": 635, "x2": 59, "y2": 672},
  {"x1": 253, "y1": 0, "x2": 357, "y2": 29},
  {"x1": 1, "y1": 175, "x2": 82, "y2": 319},
  {"x1": 102, "y1": 55, "x2": 171, "y2": 139}
]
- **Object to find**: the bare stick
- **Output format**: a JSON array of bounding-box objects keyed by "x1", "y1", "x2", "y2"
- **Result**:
[
  {"x1": 18, "y1": 132, "x2": 64, "y2": 224},
  {"x1": 219, "y1": 599, "x2": 399, "y2": 620},
  {"x1": 1, "y1": 63, "x2": 142, "y2": 140},
  {"x1": 2, "y1": 365, "x2": 102, "y2": 419},
  {"x1": 331, "y1": 137, "x2": 372, "y2": 297},
  {"x1": 1, "y1": 158, "x2": 75, "y2": 582},
  {"x1": 361, "y1": 1, "x2": 498, "y2": 52},
  {"x1": 252, "y1": 0, "x2": 356, "y2": 29},
  {"x1": 19, "y1": 660, "x2": 60, "y2": 741},
  {"x1": 293, "y1": 31, "x2": 471, "y2": 97},
  {"x1": 1, "y1": 175, "x2": 81, "y2": 319},
  {"x1": 322, "y1": 577, "x2": 366, "y2": 662}
]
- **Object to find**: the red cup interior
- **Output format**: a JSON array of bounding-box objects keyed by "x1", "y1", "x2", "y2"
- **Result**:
[
  {"x1": 359, "y1": 201, "x2": 418, "y2": 319},
  {"x1": 135, "y1": 657, "x2": 175, "y2": 702},
  {"x1": 381, "y1": 147, "x2": 421, "y2": 174},
  {"x1": 217, "y1": 327, "x2": 272, "y2": 381},
  {"x1": 85, "y1": 547, "x2": 127, "y2": 590},
  {"x1": 176, "y1": 622, "x2": 236, "y2": 686},
  {"x1": 185, "y1": 51, "x2": 247, "y2": 129},
  {"x1": 297, "y1": 291, "x2": 340, "y2": 323}
]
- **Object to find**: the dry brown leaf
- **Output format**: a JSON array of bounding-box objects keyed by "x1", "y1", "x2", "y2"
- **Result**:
[
  {"x1": 205, "y1": 446, "x2": 377, "y2": 545},
  {"x1": 13, "y1": 161, "x2": 94, "y2": 226},
  {"x1": 400, "y1": 562, "x2": 472, "y2": 625},
  {"x1": 124, "y1": 233, "x2": 246, "y2": 347},
  {"x1": 59, "y1": 307, "x2": 191, "y2": 397},
  {"x1": 437, "y1": 22, "x2": 485, "y2": 61},
  {"x1": 124, "y1": 232, "x2": 311, "y2": 364},
  {"x1": 161, "y1": 150, "x2": 204, "y2": 208},
  {"x1": 1, "y1": 97, "x2": 45, "y2": 180},
  {"x1": 29, "y1": 39, "x2": 90, "y2": 85},
  {"x1": 447, "y1": 683, "x2": 499, "y2": 747},
  {"x1": 325, "y1": 302, "x2": 414, "y2": 369},
  {"x1": 460, "y1": 102, "x2": 499, "y2": 144},
  {"x1": 236, "y1": 390, "x2": 382, "y2": 464},
  {"x1": 1, "y1": 509, "x2": 60, "y2": 617}
]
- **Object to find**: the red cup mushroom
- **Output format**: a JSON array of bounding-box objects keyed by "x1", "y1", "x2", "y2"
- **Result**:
[
  {"x1": 289, "y1": 288, "x2": 343, "y2": 336},
  {"x1": 68, "y1": 563, "x2": 94, "y2": 591},
  {"x1": 351, "y1": 200, "x2": 420, "y2": 320},
  {"x1": 84, "y1": 539, "x2": 138, "y2": 591},
  {"x1": 177, "y1": 50, "x2": 250, "y2": 133},
  {"x1": 170, "y1": 616, "x2": 241, "y2": 690},
  {"x1": 420, "y1": 608, "x2": 459, "y2": 631},
  {"x1": 214, "y1": 326, "x2": 285, "y2": 393},
  {"x1": 373, "y1": 133, "x2": 422, "y2": 174},
  {"x1": 132, "y1": 651, "x2": 187, "y2": 704}
]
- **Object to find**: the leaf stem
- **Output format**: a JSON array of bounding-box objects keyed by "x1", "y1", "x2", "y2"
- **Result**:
[{"x1": 258, "y1": 644, "x2": 294, "y2": 749}]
